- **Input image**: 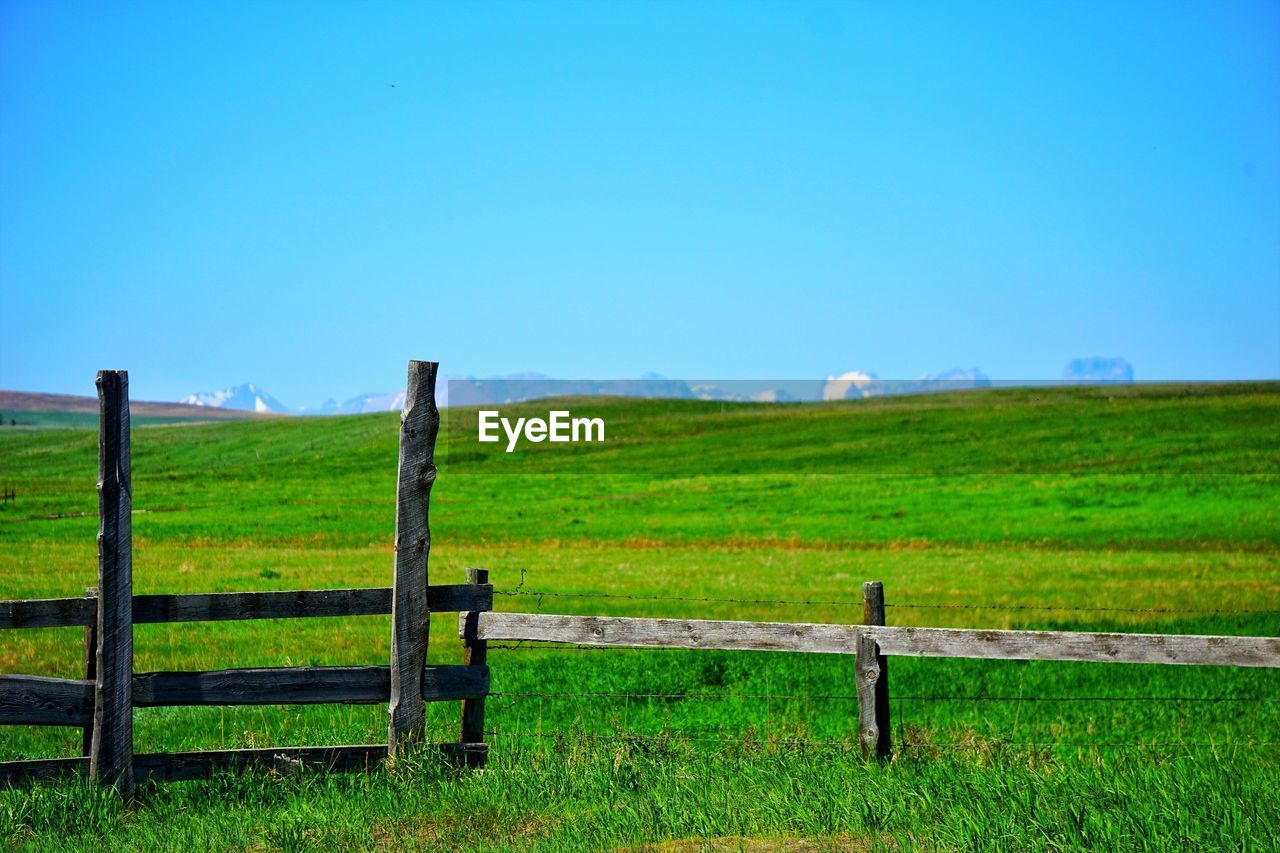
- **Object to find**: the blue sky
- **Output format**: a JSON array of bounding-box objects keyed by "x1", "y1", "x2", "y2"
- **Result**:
[{"x1": 2, "y1": 1, "x2": 1277, "y2": 408}]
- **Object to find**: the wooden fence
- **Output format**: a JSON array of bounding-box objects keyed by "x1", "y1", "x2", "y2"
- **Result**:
[
  {"x1": 460, "y1": 587, "x2": 1280, "y2": 761},
  {"x1": 2, "y1": 360, "x2": 1278, "y2": 793},
  {"x1": 0, "y1": 362, "x2": 493, "y2": 796}
]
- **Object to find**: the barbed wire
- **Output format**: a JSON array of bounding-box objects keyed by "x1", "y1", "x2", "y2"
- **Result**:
[
  {"x1": 496, "y1": 588, "x2": 866, "y2": 609},
  {"x1": 480, "y1": 729, "x2": 1280, "y2": 751},
  {"x1": 885, "y1": 602, "x2": 1280, "y2": 615}
]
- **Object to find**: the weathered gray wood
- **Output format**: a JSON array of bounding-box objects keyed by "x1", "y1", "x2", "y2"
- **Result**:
[
  {"x1": 422, "y1": 664, "x2": 490, "y2": 701},
  {"x1": 0, "y1": 756, "x2": 88, "y2": 787},
  {"x1": 0, "y1": 596, "x2": 94, "y2": 629},
  {"x1": 133, "y1": 745, "x2": 389, "y2": 783},
  {"x1": 470, "y1": 612, "x2": 1280, "y2": 668},
  {"x1": 0, "y1": 747, "x2": 387, "y2": 788},
  {"x1": 82, "y1": 588, "x2": 98, "y2": 754},
  {"x1": 0, "y1": 675, "x2": 93, "y2": 726},
  {"x1": 0, "y1": 584, "x2": 492, "y2": 630},
  {"x1": 92, "y1": 370, "x2": 133, "y2": 797},
  {"x1": 867, "y1": 626, "x2": 1280, "y2": 667},
  {"x1": 429, "y1": 583, "x2": 493, "y2": 614},
  {"x1": 133, "y1": 666, "x2": 390, "y2": 706},
  {"x1": 470, "y1": 612, "x2": 864, "y2": 653},
  {"x1": 458, "y1": 568, "x2": 489, "y2": 768},
  {"x1": 855, "y1": 632, "x2": 883, "y2": 759},
  {"x1": 389, "y1": 360, "x2": 439, "y2": 753},
  {"x1": 133, "y1": 588, "x2": 393, "y2": 623},
  {"x1": 860, "y1": 581, "x2": 891, "y2": 760},
  {"x1": 128, "y1": 665, "x2": 486, "y2": 707}
]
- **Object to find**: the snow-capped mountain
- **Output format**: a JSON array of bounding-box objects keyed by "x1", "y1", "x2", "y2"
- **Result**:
[
  {"x1": 181, "y1": 384, "x2": 291, "y2": 414},
  {"x1": 822, "y1": 371, "x2": 879, "y2": 401}
]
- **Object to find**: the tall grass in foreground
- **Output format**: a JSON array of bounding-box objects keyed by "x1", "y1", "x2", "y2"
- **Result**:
[{"x1": 4, "y1": 744, "x2": 1278, "y2": 851}]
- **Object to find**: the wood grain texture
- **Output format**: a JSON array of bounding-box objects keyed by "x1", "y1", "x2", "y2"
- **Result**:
[
  {"x1": 422, "y1": 664, "x2": 490, "y2": 701},
  {"x1": 855, "y1": 632, "x2": 883, "y2": 759},
  {"x1": 0, "y1": 585, "x2": 492, "y2": 630},
  {"x1": 0, "y1": 747, "x2": 388, "y2": 788},
  {"x1": 133, "y1": 745, "x2": 389, "y2": 782},
  {"x1": 92, "y1": 370, "x2": 133, "y2": 796},
  {"x1": 133, "y1": 666, "x2": 390, "y2": 706},
  {"x1": 0, "y1": 596, "x2": 94, "y2": 629},
  {"x1": 861, "y1": 581, "x2": 891, "y2": 760},
  {"x1": 471, "y1": 612, "x2": 1280, "y2": 668},
  {"x1": 458, "y1": 568, "x2": 489, "y2": 767},
  {"x1": 82, "y1": 588, "x2": 98, "y2": 754},
  {"x1": 0, "y1": 756, "x2": 88, "y2": 787},
  {"x1": 388, "y1": 360, "x2": 439, "y2": 752},
  {"x1": 129, "y1": 665, "x2": 487, "y2": 707},
  {"x1": 0, "y1": 675, "x2": 93, "y2": 726},
  {"x1": 470, "y1": 612, "x2": 862, "y2": 653},
  {"x1": 866, "y1": 626, "x2": 1280, "y2": 668},
  {"x1": 0, "y1": 742, "x2": 493, "y2": 788}
]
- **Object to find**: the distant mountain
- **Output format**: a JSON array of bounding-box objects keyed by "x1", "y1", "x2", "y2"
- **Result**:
[
  {"x1": 184, "y1": 367, "x2": 1003, "y2": 415},
  {"x1": 447, "y1": 377, "x2": 694, "y2": 407},
  {"x1": 822, "y1": 371, "x2": 879, "y2": 401},
  {"x1": 924, "y1": 368, "x2": 990, "y2": 385},
  {"x1": 820, "y1": 369, "x2": 990, "y2": 401},
  {"x1": 1062, "y1": 358, "x2": 1134, "y2": 383},
  {"x1": 181, "y1": 383, "x2": 291, "y2": 414},
  {"x1": 302, "y1": 391, "x2": 407, "y2": 415},
  {"x1": 0, "y1": 390, "x2": 269, "y2": 421}
]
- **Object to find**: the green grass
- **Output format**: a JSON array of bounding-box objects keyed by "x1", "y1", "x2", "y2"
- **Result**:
[
  {"x1": 0, "y1": 410, "x2": 224, "y2": 430},
  {"x1": 1, "y1": 382, "x2": 1278, "y2": 850}
]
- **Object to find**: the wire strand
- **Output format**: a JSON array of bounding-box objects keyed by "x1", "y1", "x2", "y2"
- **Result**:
[{"x1": 480, "y1": 729, "x2": 1280, "y2": 751}]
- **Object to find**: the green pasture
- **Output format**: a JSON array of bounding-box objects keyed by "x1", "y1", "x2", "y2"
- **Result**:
[{"x1": 1, "y1": 382, "x2": 1277, "y2": 849}]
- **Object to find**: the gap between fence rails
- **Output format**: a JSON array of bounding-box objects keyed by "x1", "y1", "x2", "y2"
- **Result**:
[
  {"x1": 494, "y1": 587, "x2": 1280, "y2": 615},
  {"x1": 485, "y1": 690, "x2": 1272, "y2": 703}
]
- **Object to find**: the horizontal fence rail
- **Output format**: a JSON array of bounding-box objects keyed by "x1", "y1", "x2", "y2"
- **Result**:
[
  {"x1": 0, "y1": 675, "x2": 94, "y2": 727},
  {"x1": 466, "y1": 613, "x2": 1280, "y2": 669},
  {"x1": 0, "y1": 584, "x2": 492, "y2": 630},
  {"x1": 0, "y1": 665, "x2": 489, "y2": 726},
  {"x1": 0, "y1": 745, "x2": 395, "y2": 787}
]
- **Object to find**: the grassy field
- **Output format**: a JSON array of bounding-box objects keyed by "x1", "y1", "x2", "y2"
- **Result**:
[{"x1": 1, "y1": 382, "x2": 1278, "y2": 850}]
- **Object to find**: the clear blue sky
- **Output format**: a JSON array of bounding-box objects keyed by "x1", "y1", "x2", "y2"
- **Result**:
[{"x1": 2, "y1": 1, "x2": 1277, "y2": 407}]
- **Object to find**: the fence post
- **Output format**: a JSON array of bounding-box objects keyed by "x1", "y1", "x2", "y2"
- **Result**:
[
  {"x1": 388, "y1": 360, "x2": 440, "y2": 754},
  {"x1": 457, "y1": 567, "x2": 489, "y2": 768},
  {"x1": 91, "y1": 370, "x2": 133, "y2": 796},
  {"x1": 857, "y1": 580, "x2": 892, "y2": 761},
  {"x1": 81, "y1": 587, "x2": 98, "y2": 756}
]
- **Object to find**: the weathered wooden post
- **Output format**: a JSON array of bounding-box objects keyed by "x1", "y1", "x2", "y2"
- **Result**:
[
  {"x1": 457, "y1": 567, "x2": 489, "y2": 767},
  {"x1": 388, "y1": 360, "x2": 439, "y2": 754},
  {"x1": 91, "y1": 370, "x2": 133, "y2": 795},
  {"x1": 857, "y1": 580, "x2": 892, "y2": 761},
  {"x1": 81, "y1": 586, "x2": 98, "y2": 756}
]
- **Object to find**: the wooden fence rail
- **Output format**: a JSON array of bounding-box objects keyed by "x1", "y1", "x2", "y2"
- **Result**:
[
  {"x1": 466, "y1": 612, "x2": 1280, "y2": 668},
  {"x1": 0, "y1": 585, "x2": 492, "y2": 630}
]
